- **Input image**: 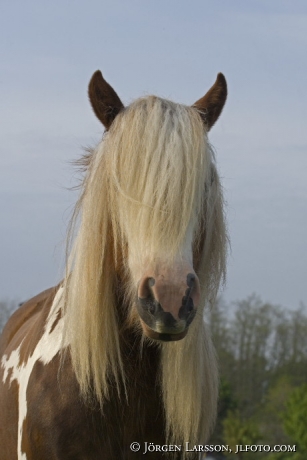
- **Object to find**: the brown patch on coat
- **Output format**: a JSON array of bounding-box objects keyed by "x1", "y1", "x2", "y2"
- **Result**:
[{"x1": 0, "y1": 373, "x2": 19, "y2": 460}]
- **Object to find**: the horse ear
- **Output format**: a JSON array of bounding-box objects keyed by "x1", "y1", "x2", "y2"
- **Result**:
[
  {"x1": 88, "y1": 70, "x2": 124, "y2": 129},
  {"x1": 193, "y1": 73, "x2": 227, "y2": 130}
]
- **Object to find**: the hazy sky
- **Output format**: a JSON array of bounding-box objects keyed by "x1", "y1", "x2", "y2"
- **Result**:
[{"x1": 1, "y1": 0, "x2": 306, "y2": 309}]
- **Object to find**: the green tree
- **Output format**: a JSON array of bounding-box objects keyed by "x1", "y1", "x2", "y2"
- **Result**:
[
  {"x1": 227, "y1": 295, "x2": 274, "y2": 418},
  {"x1": 222, "y1": 410, "x2": 261, "y2": 459},
  {"x1": 208, "y1": 295, "x2": 307, "y2": 450},
  {"x1": 270, "y1": 306, "x2": 307, "y2": 386},
  {"x1": 210, "y1": 377, "x2": 237, "y2": 444},
  {"x1": 282, "y1": 384, "x2": 307, "y2": 456},
  {"x1": 257, "y1": 375, "x2": 292, "y2": 445}
]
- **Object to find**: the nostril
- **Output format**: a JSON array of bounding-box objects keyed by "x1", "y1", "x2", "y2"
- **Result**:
[
  {"x1": 148, "y1": 277, "x2": 155, "y2": 287},
  {"x1": 139, "y1": 277, "x2": 155, "y2": 300},
  {"x1": 187, "y1": 273, "x2": 195, "y2": 288},
  {"x1": 146, "y1": 278, "x2": 155, "y2": 300},
  {"x1": 182, "y1": 295, "x2": 194, "y2": 313},
  {"x1": 138, "y1": 277, "x2": 160, "y2": 316},
  {"x1": 186, "y1": 298, "x2": 194, "y2": 313}
]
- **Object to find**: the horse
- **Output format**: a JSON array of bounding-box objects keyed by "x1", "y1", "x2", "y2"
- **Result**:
[{"x1": 0, "y1": 70, "x2": 227, "y2": 459}]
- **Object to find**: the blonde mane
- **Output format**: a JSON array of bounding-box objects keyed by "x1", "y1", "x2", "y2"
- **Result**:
[{"x1": 62, "y1": 95, "x2": 227, "y2": 451}]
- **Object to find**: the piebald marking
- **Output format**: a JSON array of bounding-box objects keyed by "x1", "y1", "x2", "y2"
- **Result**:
[{"x1": 1, "y1": 287, "x2": 66, "y2": 460}]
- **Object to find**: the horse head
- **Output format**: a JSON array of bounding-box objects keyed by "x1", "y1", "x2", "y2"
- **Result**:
[{"x1": 87, "y1": 70, "x2": 227, "y2": 342}]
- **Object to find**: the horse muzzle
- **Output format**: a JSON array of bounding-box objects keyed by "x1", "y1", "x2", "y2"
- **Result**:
[{"x1": 136, "y1": 271, "x2": 200, "y2": 342}]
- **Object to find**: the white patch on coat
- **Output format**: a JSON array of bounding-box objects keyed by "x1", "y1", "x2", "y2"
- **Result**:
[{"x1": 1, "y1": 286, "x2": 67, "y2": 460}]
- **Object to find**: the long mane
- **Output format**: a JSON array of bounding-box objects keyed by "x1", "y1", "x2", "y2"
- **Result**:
[{"x1": 62, "y1": 95, "x2": 227, "y2": 448}]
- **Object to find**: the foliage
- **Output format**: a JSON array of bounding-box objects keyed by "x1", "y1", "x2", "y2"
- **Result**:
[
  {"x1": 208, "y1": 296, "x2": 307, "y2": 456},
  {"x1": 210, "y1": 376, "x2": 237, "y2": 445},
  {"x1": 255, "y1": 375, "x2": 293, "y2": 445},
  {"x1": 282, "y1": 384, "x2": 307, "y2": 458},
  {"x1": 222, "y1": 410, "x2": 261, "y2": 459}
]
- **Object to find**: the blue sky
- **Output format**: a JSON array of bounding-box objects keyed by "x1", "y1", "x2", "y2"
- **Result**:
[{"x1": 1, "y1": 0, "x2": 306, "y2": 308}]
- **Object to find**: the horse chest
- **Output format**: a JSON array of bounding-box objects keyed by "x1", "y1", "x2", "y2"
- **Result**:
[
  {"x1": 13, "y1": 357, "x2": 164, "y2": 459},
  {"x1": 1, "y1": 313, "x2": 165, "y2": 460}
]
